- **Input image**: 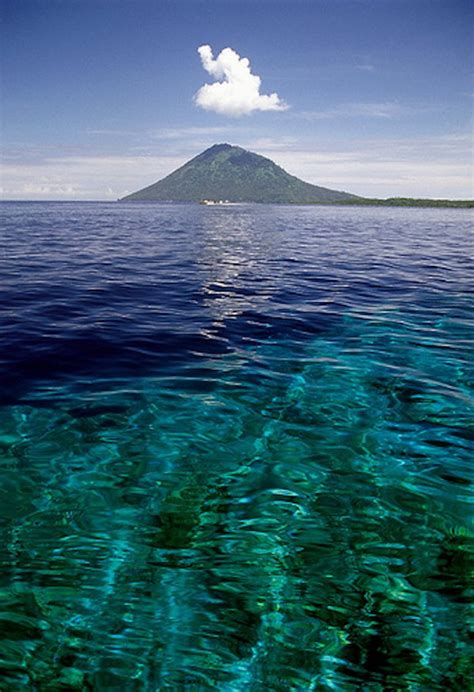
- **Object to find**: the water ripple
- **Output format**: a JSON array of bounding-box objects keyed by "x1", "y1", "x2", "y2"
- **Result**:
[{"x1": 0, "y1": 202, "x2": 472, "y2": 689}]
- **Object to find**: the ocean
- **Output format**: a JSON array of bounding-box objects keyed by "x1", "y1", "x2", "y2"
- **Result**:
[{"x1": 1, "y1": 201, "x2": 472, "y2": 689}]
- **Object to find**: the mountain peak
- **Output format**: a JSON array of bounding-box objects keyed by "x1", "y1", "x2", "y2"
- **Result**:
[
  {"x1": 121, "y1": 144, "x2": 358, "y2": 203},
  {"x1": 204, "y1": 143, "x2": 235, "y2": 152},
  {"x1": 194, "y1": 143, "x2": 237, "y2": 161}
]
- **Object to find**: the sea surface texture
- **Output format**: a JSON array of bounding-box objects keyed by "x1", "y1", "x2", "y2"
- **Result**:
[{"x1": 1, "y1": 202, "x2": 472, "y2": 690}]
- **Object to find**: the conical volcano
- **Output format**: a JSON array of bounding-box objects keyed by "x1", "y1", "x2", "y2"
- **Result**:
[{"x1": 120, "y1": 143, "x2": 359, "y2": 203}]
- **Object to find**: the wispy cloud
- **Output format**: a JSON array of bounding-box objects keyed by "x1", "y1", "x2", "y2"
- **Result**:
[
  {"x1": 195, "y1": 45, "x2": 288, "y2": 117},
  {"x1": 82, "y1": 125, "x2": 248, "y2": 158},
  {"x1": 85, "y1": 128, "x2": 138, "y2": 137},
  {"x1": 149, "y1": 126, "x2": 235, "y2": 140},
  {"x1": 236, "y1": 136, "x2": 299, "y2": 152},
  {"x1": 85, "y1": 125, "x2": 237, "y2": 141},
  {"x1": 241, "y1": 133, "x2": 473, "y2": 198},
  {"x1": 354, "y1": 63, "x2": 375, "y2": 72},
  {"x1": 1, "y1": 133, "x2": 471, "y2": 200},
  {"x1": 300, "y1": 101, "x2": 413, "y2": 120},
  {"x1": 0, "y1": 154, "x2": 186, "y2": 200}
]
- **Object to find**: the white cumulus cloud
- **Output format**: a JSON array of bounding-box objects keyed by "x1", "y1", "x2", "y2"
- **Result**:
[{"x1": 195, "y1": 44, "x2": 288, "y2": 117}]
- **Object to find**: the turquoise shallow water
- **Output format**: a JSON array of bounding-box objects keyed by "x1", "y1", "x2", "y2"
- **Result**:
[{"x1": 0, "y1": 202, "x2": 473, "y2": 689}]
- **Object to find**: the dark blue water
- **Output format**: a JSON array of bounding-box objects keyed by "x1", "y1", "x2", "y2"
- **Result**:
[{"x1": 1, "y1": 201, "x2": 472, "y2": 690}]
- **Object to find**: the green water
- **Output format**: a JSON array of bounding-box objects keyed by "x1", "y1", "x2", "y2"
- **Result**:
[
  {"x1": 2, "y1": 315, "x2": 472, "y2": 689},
  {"x1": 0, "y1": 202, "x2": 472, "y2": 689}
]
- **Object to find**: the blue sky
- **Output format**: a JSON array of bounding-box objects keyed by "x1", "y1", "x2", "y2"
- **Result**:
[{"x1": 1, "y1": 0, "x2": 472, "y2": 199}]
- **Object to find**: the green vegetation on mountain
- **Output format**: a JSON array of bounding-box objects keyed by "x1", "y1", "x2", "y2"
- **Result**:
[
  {"x1": 120, "y1": 143, "x2": 473, "y2": 207},
  {"x1": 335, "y1": 197, "x2": 473, "y2": 208},
  {"x1": 120, "y1": 143, "x2": 358, "y2": 204}
]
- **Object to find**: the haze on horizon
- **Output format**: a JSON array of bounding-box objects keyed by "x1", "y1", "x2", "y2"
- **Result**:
[{"x1": 1, "y1": 0, "x2": 472, "y2": 201}]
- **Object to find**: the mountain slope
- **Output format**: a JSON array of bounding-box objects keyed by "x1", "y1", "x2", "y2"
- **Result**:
[{"x1": 120, "y1": 143, "x2": 359, "y2": 203}]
